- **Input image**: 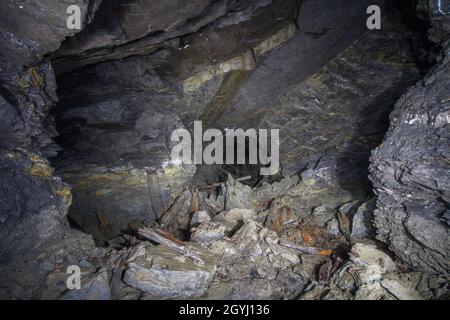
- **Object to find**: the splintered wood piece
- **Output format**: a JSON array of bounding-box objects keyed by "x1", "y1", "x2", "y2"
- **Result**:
[
  {"x1": 318, "y1": 249, "x2": 334, "y2": 256},
  {"x1": 278, "y1": 239, "x2": 334, "y2": 256},
  {"x1": 204, "y1": 197, "x2": 221, "y2": 213},
  {"x1": 154, "y1": 228, "x2": 185, "y2": 246},
  {"x1": 336, "y1": 211, "x2": 351, "y2": 239},
  {"x1": 146, "y1": 169, "x2": 164, "y2": 221},
  {"x1": 198, "y1": 175, "x2": 252, "y2": 190},
  {"x1": 96, "y1": 212, "x2": 110, "y2": 230},
  {"x1": 189, "y1": 189, "x2": 200, "y2": 214},
  {"x1": 187, "y1": 189, "x2": 200, "y2": 226},
  {"x1": 110, "y1": 248, "x2": 133, "y2": 300},
  {"x1": 319, "y1": 259, "x2": 334, "y2": 283},
  {"x1": 138, "y1": 227, "x2": 204, "y2": 265}
]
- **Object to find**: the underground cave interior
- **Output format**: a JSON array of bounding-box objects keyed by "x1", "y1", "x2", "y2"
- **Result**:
[
  {"x1": 0, "y1": 0, "x2": 448, "y2": 300},
  {"x1": 50, "y1": 0, "x2": 435, "y2": 246}
]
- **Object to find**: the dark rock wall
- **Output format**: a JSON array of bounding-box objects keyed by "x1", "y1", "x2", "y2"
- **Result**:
[
  {"x1": 212, "y1": 0, "x2": 392, "y2": 129},
  {"x1": 0, "y1": 2, "x2": 102, "y2": 299},
  {"x1": 50, "y1": 0, "x2": 294, "y2": 74},
  {"x1": 369, "y1": 1, "x2": 450, "y2": 277},
  {"x1": 0, "y1": 0, "x2": 100, "y2": 80},
  {"x1": 0, "y1": 63, "x2": 99, "y2": 299},
  {"x1": 51, "y1": 0, "x2": 389, "y2": 243},
  {"x1": 0, "y1": 63, "x2": 59, "y2": 156},
  {"x1": 0, "y1": 1, "x2": 302, "y2": 297}
]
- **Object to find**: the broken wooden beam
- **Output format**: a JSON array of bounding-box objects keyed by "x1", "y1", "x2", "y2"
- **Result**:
[
  {"x1": 198, "y1": 175, "x2": 252, "y2": 190},
  {"x1": 138, "y1": 227, "x2": 204, "y2": 265},
  {"x1": 110, "y1": 248, "x2": 133, "y2": 300},
  {"x1": 278, "y1": 239, "x2": 334, "y2": 256},
  {"x1": 146, "y1": 168, "x2": 164, "y2": 222}
]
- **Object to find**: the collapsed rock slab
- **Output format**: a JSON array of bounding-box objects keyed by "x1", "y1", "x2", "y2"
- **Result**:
[
  {"x1": 350, "y1": 243, "x2": 397, "y2": 280},
  {"x1": 123, "y1": 244, "x2": 216, "y2": 298},
  {"x1": 224, "y1": 175, "x2": 253, "y2": 210},
  {"x1": 61, "y1": 269, "x2": 111, "y2": 300},
  {"x1": 191, "y1": 222, "x2": 227, "y2": 243},
  {"x1": 351, "y1": 198, "x2": 376, "y2": 239},
  {"x1": 0, "y1": 0, "x2": 100, "y2": 78},
  {"x1": 212, "y1": 208, "x2": 258, "y2": 233}
]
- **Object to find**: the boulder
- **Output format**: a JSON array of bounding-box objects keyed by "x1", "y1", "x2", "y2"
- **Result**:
[{"x1": 123, "y1": 244, "x2": 216, "y2": 298}]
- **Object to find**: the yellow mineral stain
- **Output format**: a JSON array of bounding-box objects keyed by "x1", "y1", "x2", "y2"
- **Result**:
[{"x1": 27, "y1": 155, "x2": 54, "y2": 177}]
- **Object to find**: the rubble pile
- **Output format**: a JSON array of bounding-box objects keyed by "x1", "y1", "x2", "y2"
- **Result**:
[{"x1": 41, "y1": 174, "x2": 447, "y2": 300}]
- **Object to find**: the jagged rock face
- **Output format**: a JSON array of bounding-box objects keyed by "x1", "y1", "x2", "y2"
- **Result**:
[
  {"x1": 0, "y1": 65, "x2": 99, "y2": 300},
  {"x1": 416, "y1": 0, "x2": 450, "y2": 45},
  {"x1": 0, "y1": 0, "x2": 100, "y2": 80},
  {"x1": 369, "y1": 6, "x2": 450, "y2": 275},
  {"x1": 50, "y1": 0, "x2": 298, "y2": 74},
  {"x1": 0, "y1": 1, "x2": 104, "y2": 299},
  {"x1": 210, "y1": 0, "x2": 394, "y2": 129},
  {"x1": 0, "y1": 63, "x2": 59, "y2": 156},
  {"x1": 262, "y1": 14, "x2": 426, "y2": 183}
]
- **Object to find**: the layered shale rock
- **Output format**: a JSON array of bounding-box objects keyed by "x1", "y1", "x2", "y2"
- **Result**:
[
  {"x1": 0, "y1": 2, "x2": 104, "y2": 298},
  {"x1": 50, "y1": 0, "x2": 299, "y2": 74},
  {"x1": 0, "y1": 64, "x2": 100, "y2": 299},
  {"x1": 0, "y1": 0, "x2": 100, "y2": 79},
  {"x1": 123, "y1": 243, "x2": 216, "y2": 298},
  {"x1": 370, "y1": 57, "x2": 450, "y2": 275},
  {"x1": 370, "y1": 1, "x2": 450, "y2": 277}
]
